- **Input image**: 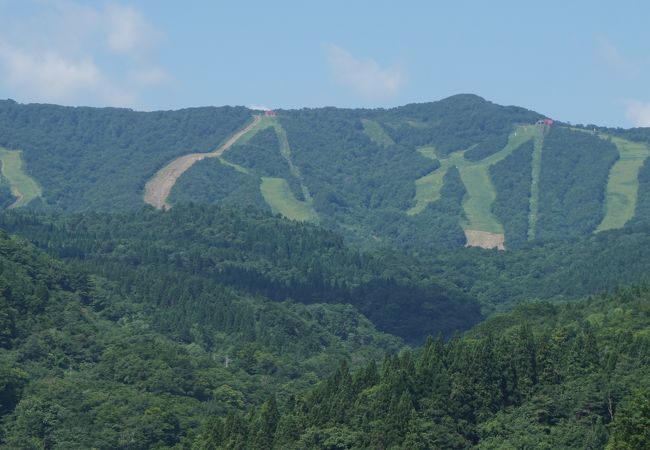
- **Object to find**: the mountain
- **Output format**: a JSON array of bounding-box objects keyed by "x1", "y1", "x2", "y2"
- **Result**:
[
  {"x1": 0, "y1": 99, "x2": 251, "y2": 211},
  {"x1": 2, "y1": 94, "x2": 650, "y2": 449},
  {"x1": 2, "y1": 95, "x2": 650, "y2": 252}
]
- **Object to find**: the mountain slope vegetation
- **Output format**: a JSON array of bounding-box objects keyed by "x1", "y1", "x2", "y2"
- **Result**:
[
  {"x1": 197, "y1": 286, "x2": 650, "y2": 449},
  {"x1": 0, "y1": 205, "x2": 482, "y2": 343},
  {"x1": 3, "y1": 204, "x2": 650, "y2": 449},
  {"x1": 0, "y1": 99, "x2": 251, "y2": 212},
  {"x1": 0, "y1": 220, "x2": 414, "y2": 449},
  {"x1": 1, "y1": 95, "x2": 650, "y2": 449},
  {"x1": 4, "y1": 95, "x2": 650, "y2": 251}
]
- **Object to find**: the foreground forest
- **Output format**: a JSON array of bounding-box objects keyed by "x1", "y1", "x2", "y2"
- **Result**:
[
  {"x1": 0, "y1": 205, "x2": 649, "y2": 449},
  {"x1": 0, "y1": 223, "x2": 407, "y2": 448},
  {"x1": 199, "y1": 288, "x2": 650, "y2": 449}
]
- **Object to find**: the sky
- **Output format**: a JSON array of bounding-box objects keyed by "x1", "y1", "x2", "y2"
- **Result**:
[{"x1": 0, "y1": 1, "x2": 649, "y2": 128}]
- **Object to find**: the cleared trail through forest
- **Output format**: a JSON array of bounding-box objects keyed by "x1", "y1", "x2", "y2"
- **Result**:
[
  {"x1": 593, "y1": 133, "x2": 650, "y2": 232},
  {"x1": 144, "y1": 115, "x2": 261, "y2": 209},
  {"x1": 0, "y1": 148, "x2": 42, "y2": 208},
  {"x1": 411, "y1": 125, "x2": 536, "y2": 249},
  {"x1": 526, "y1": 125, "x2": 546, "y2": 241}
]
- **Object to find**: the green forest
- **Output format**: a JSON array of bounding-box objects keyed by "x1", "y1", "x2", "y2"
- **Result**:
[
  {"x1": 0, "y1": 99, "x2": 251, "y2": 211},
  {"x1": 0, "y1": 95, "x2": 649, "y2": 449},
  {"x1": 1, "y1": 204, "x2": 650, "y2": 448},
  {"x1": 199, "y1": 288, "x2": 650, "y2": 449},
  {"x1": 4, "y1": 95, "x2": 650, "y2": 250},
  {"x1": 0, "y1": 222, "x2": 407, "y2": 448}
]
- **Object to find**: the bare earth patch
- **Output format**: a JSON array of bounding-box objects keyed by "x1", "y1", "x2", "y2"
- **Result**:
[
  {"x1": 144, "y1": 115, "x2": 261, "y2": 209},
  {"x1": 464, "y1": 229, "x2": 505, "y2": 250}
]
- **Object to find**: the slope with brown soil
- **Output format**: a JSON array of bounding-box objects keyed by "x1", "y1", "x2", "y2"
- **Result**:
[
  {"x1": 143, "y1": 115, "x2": 261, "y2": 209},
  {"x1": 464, "y1": 229, "x2": 505, "y2": 250}
]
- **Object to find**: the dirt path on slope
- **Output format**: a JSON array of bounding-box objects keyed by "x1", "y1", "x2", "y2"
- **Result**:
[
  {"x1": 143, "y1": 115, "x2": 262, "y2": 209},
  {"x1": 464, "y1": 230, "x2": 505, "y2": 250}
]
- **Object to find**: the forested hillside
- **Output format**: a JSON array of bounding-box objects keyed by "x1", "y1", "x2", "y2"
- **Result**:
[
  {"x1": 197, "y1": 286, "x2": 650, "y2": 449},
  {"x1": 2, "y1": 94, "x2": 650, "y2": 449},
  {"x1": 0, "y1": 205, "x2": 481, "y2": 343},
  {"x1": 429, "y1": 222, "x2": 650, "y2": 311},
  {"x1": 3, "y1": 95, "x2": 649, "y2": 251},
  {"x1": 3, "y1": 206, "x2": 650, "y2": 449},
  {"x1": 0, "y1": 99, "x2": 251, "y2": 211},
  {"x1": 0, "y1": 223, "x2": 416, "y2": 449}
]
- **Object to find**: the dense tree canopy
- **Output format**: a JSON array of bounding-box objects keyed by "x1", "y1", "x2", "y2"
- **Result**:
[
  {"x1": 0, "y1": 99, "x2": 252, "y2": 211},
  {"x1": 197, "y1": 286, "x2": 650, "y2": 449},
  {"x1": 0, "y1": 225, "x2": 407, "y2": 449},
  {"x1": 1, "y1": 96, "x2": 650, "y2": 449},
  {"x1": 0, "y1": 205, "x2": 482, "y2": 343}
]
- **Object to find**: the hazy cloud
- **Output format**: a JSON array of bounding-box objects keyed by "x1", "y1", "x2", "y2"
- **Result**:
[
  {"x1": 0, "y1": 40, "x2": 135, "y2": 105},
  {"x1": 599, "y1": 38, "x2": 640, "y2": 79},
  {"x1": 129, "y1": 66, "x2": 171, "y2": 87},
  {"x1": 625, "y1": 100, "x2": 650, "y2": 127},
  {"x1": 326, "y1": 44, "x2": 405, "y2": 100},
  {"x1": 105, "y1": 4, "x2": 161, "y2": 60},
  {"x1": 0, "y1": 1, "x2": 168, "y2": 107}
]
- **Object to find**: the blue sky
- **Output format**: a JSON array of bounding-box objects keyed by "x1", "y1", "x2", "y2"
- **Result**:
[{"x1": 0, "y1": 1, "x2": 649, "y2": 127}]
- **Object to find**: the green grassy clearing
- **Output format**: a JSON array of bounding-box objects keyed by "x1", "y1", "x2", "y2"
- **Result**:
[
  {"x1": 408, "y1": 164, "x2": 447, "y2": 214},
  {"x1": 461, "y1": 125, "x2": 537, "y2": 233},
  {"x1": 222, "y1": 115, "x2": 318, "y2": 220},
  {"x1": 273, "y1": 124, "x2": 314, "y2": 204},
  {"x1": 526, "y1": 127, "x2": 545, "y2": 240},
  {"x1": 0, "y1": 148, "x2": 42, "y2": 208},
  {"x1": 459, "y1": 164, "x2": 503, "y2": 233},
  {"x1": 409, "y1": 126, "x2": 537, "y2": 235},
  {"x1": 595, "y1": 135, "x2": 650, "y2": 232},
  {"x1": 407, "y1": 147, "x2": 464, "y2": 215},
  {"x1": 361, "y1": 119, "x2": 395, "y2": 147},
  {"x1": 405, "y1": 119, "x2": 430, "y2": 128},
  {"x1": 417, "y1": 146, "x2": 437, "y2": 160},
  {"x1": 260, "y1": 177, "x2": 319, "y2": 222}
]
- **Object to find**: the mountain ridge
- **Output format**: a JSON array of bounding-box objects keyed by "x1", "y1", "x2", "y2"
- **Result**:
[{"x1": 2, "y1": 95, "x2": 650, "y2": 252}]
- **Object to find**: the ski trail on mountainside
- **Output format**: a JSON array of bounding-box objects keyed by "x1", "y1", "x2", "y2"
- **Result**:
[{"x1": 143, "y1": 115, "x2": 262, "y2": 209}]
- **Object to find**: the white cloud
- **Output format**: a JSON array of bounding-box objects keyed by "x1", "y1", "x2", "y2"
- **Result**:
[
  {"x1": 625, "y1": 100, "x2": 650, "y2": 127},
  {"x1": 0, "y1": 40, "x2": 135, "y2": 105},
  {"x1": 104, "y1": 4, "x2": 161, "y2": 60},
  {"x1": 0, "y1": 1, "x2": 168, "y2": 108},
  {"x1": 326, "y1": 44, "x2": 405, "y2": 100},
  {"x1": 249, "y1": 104, "x2": 271, "y2": 111}
]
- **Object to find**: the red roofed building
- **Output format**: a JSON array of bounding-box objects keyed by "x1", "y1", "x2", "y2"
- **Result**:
[{"x1": 265, "y1": 110, "x2": 276, "y2": 117}]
